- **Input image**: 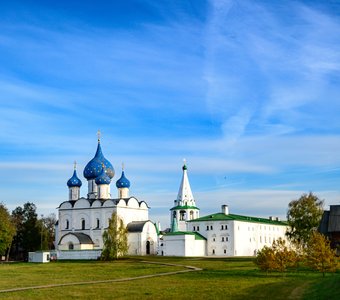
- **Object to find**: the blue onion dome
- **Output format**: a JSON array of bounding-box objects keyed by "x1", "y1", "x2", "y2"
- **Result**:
[
  {"x1": 95, "y1": 165, "x2": 111, "y2": 185},
  {"x1": 83, "y1": 139, "x2": 115, "y2": 180},
  {"x1": 116, "y1": 171, "x2": 130, "y2": 189},
  {"x1": 67, "y1": 168, "x2": 82, "y2": 188}
]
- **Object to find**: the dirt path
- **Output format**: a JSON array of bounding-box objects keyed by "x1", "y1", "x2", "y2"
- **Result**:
[
  {"x1": 288, "y1": 282, "x2": 310, "y2": 299},
  {"x1": 0, "y1": 261, "x2": 202, "y2": 294}
]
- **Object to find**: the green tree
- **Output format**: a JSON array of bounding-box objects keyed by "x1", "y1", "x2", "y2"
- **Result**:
[
  {"x1": 0, "y1": 203, "x2": 16, "y2": 260},
  {"x1": 39, "y1": 214, "x2": 56, "y2": 250},
  {"x1": 286, "y1": 192, "x2": 324, "y2": 248},
  {"x1": 101, "y1": 212, "x2": 128, "y2": 260},
  {"x1": 11, "y1": 202, "x2": 41, "y2": 260},
  {"x1": 305, "y1": 231, "x2": 338, "y2": 277}
]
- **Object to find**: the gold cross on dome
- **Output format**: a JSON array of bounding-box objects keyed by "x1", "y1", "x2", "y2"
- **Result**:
[
  {"x1": 74, "y1": 161, "x2": 77, "y2": 170},
  {"x1": 97, "y1": 129, "x2": 101, "y2": 142}
]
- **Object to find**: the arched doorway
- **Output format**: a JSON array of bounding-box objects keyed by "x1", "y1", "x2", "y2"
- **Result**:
[{"x1": 146, "y1": 241, "x2": 151, "y2": 255}]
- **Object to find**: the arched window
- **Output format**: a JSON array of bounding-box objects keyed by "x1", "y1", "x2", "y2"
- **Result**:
[
  {"x1": 81, "y1": 218, "x2": 85, "y2": 230},
  {"x1": 173, "y1": 211, "x2": 176, "y2": 218},
  {"x1": 179, "y1": 210, "x2": 186, "y2": 221},
  {"x1": 66, "y1": 219, "x2": 69, "y2": 230},
  {"x1": 190, "y1": 210, "x2": 194, "y2": 220},
  {"x1": 68, "y1": 242, "x2": 74, "y2": 250},
  {"x1": 96, "y1": 218, "x2": 100, "y2": 228}
]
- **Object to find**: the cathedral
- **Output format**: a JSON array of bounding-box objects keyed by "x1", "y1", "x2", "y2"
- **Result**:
[
  {"x1": 55, "y1": 133, "x2": 289, "y2": 259},
  {"x1": 55, "y1": 134, "x2": 158, "y2": 259}
]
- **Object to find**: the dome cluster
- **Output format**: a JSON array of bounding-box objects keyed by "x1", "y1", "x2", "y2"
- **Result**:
[{"x1": 67, "y1": 137, "x2": 131, "y2": 191}]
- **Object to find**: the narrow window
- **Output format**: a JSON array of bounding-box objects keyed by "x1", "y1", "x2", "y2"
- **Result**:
[
  {"x1": 96, "y1": 218, "x2": 100, "y2": 228},
  {"x1": 221, "y1": 225, "x2": 224, "y2": 230},
  {"x1": 66, "y1": 219, "x2": 69, "y2": 230},
  {"x1": 193, "y1": 226, "x2": 196, "y2": 231},
  {"x1": 197, "y1": 226, "x2": 200, "y2": 231},
  {"x1": 222, "y1": 237, "x2": 224, "y2": 242},
  {"x1": 226, "y1": 237, "x2": 228, "y2": 242},
  {"x1": 225, "y1": 225, "x2": 228, "y2": 230},
  {"x1": 206, "y1": 226, "x2": 209, "y2": 231},
  {"x1": 224, "y1": 249, "x2": 227, "y2": 254},
  {"x1": 212, "y1": 249, "x2": 215, "y2": 255},
  {"x1": 210, "y1": 225, "x2": 213, "y2": 230},
  {"x1": 81, "y1": 219, "x2": 85, "y2": 230}
]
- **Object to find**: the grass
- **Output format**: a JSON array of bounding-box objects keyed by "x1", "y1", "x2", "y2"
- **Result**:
[{"x1": 0, "y1": 257, "x2": 339, "y2": 299}]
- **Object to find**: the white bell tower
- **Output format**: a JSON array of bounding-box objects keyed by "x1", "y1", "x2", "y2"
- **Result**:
[{"x1": 170, "y1": 160, "x2": 199, "y2": 232}]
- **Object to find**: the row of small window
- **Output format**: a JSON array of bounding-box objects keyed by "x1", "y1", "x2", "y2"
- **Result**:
[
  {"x1": 192, "y1": 225, "x2": 228, "y2": 231},
  {"x1": 212, "y1": 237, "x2": 229, "y2": 242},
  {"x1": 246, "y1": 236, "x2": 278, "y2": 243},
  {"x1": 65, "y1": 218, "x2": 100, "y2": 230}
]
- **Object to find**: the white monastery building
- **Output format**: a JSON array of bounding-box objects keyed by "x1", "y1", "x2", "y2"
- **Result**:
[
  {"x1": 160, "y1": 163, "x2": 289, "y2": 257},
  {"x1": 55, "y1": 134, "x2": 289, "y2": 259}
]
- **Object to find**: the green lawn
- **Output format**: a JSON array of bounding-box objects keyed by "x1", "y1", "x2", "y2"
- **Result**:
[{"x1": 0, "y1": 257, "x2": 339, "y2": 299}]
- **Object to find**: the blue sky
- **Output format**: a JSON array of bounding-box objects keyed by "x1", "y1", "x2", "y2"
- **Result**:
[{"x1": 1, "y1": 0, "x2": 340, "y2": 227}]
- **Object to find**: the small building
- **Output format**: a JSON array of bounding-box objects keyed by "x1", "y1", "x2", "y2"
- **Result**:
[{"x1": 28, "y1": 251, "x2": 51, "y2": 263}]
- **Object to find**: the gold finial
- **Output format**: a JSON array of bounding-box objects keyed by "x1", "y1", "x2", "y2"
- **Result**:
[
  {"x1": 97, "y1": 129, "x2": 101, "y2": 143},
  {"x1": 74, "y1": 161, "x2": 77, "y2": 170},
  {"x1": 122, "y1": 162, "x2": 125, "y2": 171}
]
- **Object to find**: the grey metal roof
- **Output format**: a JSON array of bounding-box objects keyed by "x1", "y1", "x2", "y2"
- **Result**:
[
  {"x1": 58, "y1": 232, "x2": 94, "y2": 245},
  {"x1": 328, "y1": 205, "x2": 340, "y2": 232},
  {"x1": 127, "y1": 221, "x2": 148, "y2": 233},
  {"x1": 319, "y1": 211, "x2": 330, "y2": 234},
  {"x1": 319, "y1": 205, "x2": 340, "y2": 234}
]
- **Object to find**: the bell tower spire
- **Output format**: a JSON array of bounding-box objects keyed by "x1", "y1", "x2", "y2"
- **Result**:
[{"x1": 170, "y1": 160, "x2": 199, "y2": 232}]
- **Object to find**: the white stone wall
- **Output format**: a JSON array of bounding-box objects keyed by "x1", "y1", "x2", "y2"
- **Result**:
[
  {"x1": 57, "y1": 250, "x2": 101, "y2": 260},
  {"x1": 162, "y1": 234, "x2": 205, "y2": 256}
]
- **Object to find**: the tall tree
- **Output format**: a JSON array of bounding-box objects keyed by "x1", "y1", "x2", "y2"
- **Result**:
[
  {"x1": 11, "y1": 202, "x2": 41, "y2": 260},
  {"x1": 40, "y1": 214, "x2": 56, "y2": 250},
  {"x1": 101, "y1": 212, "x2": 128, "y2": 260},
  {"x1": 305, "y1": 232, "x2": 338, "y2": 277},
  {"x1": 286, "y1": 192, "x2": 324, "y2": 248},
  {"x1": 0, "y1": 203, "x2": 16, "y2": 260}
]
